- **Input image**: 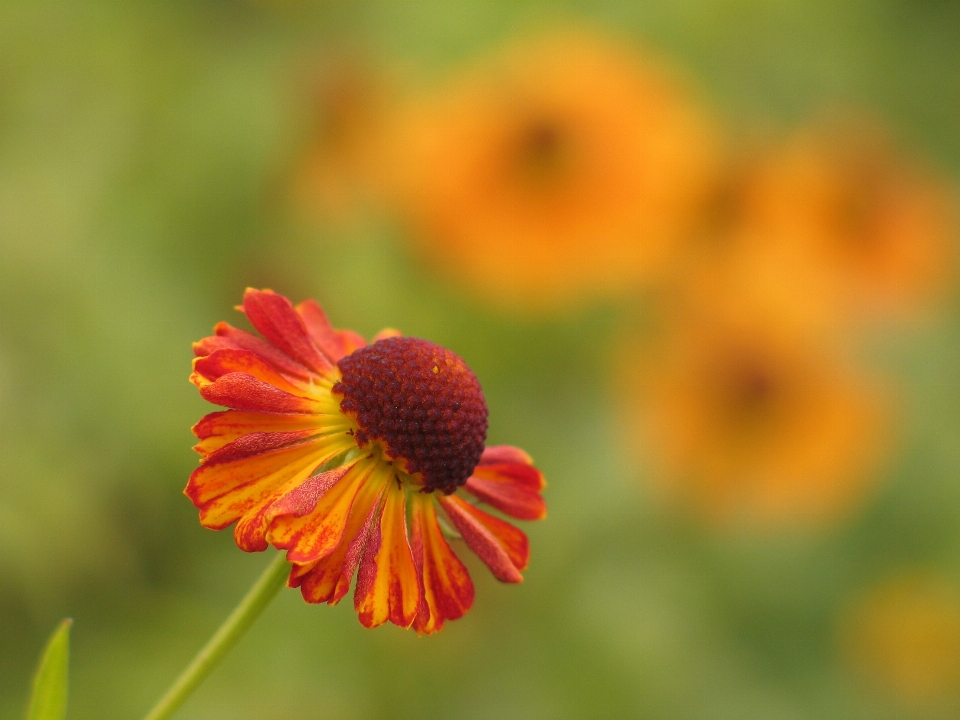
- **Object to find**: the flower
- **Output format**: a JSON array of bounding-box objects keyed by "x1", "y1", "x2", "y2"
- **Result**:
[
  {"x1": 292, "y1": 55, "x2": 393, "y2": 226},
  {"x1": 383, "y1": 29, "x2": 719, "y2": 313},
  {"x1": 734, "y1": 115, "x2": 957, "y2": 322},
  {"x1": 617, "y1": 306, "x2": 893, "y2": 528},
  {"x1": 186, "y1": 289, "x2": 545, "y2": 633},
  {"x1": 681, "y1": 150, "x2": 855, "y2": 338},
  {"x1": 840, "y1": 573, "x2": 960, "y2": 708}
]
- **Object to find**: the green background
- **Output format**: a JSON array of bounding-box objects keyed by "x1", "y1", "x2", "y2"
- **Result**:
[{"x1": 3, "y1": 1, "x2": 960, "y2": 718}]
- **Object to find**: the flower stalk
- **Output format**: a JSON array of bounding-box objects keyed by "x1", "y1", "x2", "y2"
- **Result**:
[{"x1": 142, "y1": 552, "x2": 290, "y2": 720}]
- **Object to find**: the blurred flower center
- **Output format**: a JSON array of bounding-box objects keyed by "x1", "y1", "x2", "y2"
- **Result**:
[
  {"x1": 334, "y1": 336, "x2": 489, "y2": 494},
  {"x1": 830, "y1": 162, "x2": 886, "y2": 249},
  {"x1": 835, "y1": 188, "x2": 877, "y2": 242},
  {"x1": 711, "y1": 351, "x2": 789, "y2": 429},
  {"x1": 511, "y1": 116, "x2": 574, "y2": 188}
]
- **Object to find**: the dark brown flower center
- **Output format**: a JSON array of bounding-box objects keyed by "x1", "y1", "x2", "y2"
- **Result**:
[{"x1": 333, "y1": 336, "x2": 488, "y2": 494}]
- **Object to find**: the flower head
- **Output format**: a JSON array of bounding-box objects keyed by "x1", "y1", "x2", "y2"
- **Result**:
[
  {"x1": 383, "y1": 29, "x2": 719, "y2": 313},
  {"x1": 841, "y1": 573, "x2": 960, "y2": 708},
  {"x1": 618, "y1": 307, "x2": 892, "y2": 528},
  {"x1": 736, "y1": 116, "x2": 957, "y2": 321},
  {"x1": 187, "y1": 289, "x2": 545, "y2": 633}
]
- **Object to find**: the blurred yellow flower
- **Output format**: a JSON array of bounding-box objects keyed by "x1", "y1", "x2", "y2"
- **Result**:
[
  {"x1": 383, "y1": 29, "x2": 719, "y2": 313},
  {"x1": 735, "y1": 116, "x2": 957, "y2": 322},
  {"x1": 841, "y1": 573, "x2": 960, "y2": 708},
  {"x1": 618, "y1": 307, "x2": 893, "y2": 528}
]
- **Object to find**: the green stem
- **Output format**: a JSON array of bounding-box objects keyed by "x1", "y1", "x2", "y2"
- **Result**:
[{"x1": 142, "y1": 552, "x2": 290, "y2": 720}]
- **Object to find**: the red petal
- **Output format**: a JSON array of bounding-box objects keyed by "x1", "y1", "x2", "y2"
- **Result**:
[
  {"x1": 201, "y1": 430, "x2": 319, "y2": 466},
  {"x1": 192, "y1": 411, "x2": 321, "y2": 456},
  {"x1": 194, "y1": 322, "x2": 313, "y2": 380},
  {"x1": 354, "y1": 481, "x2": 420, "y2": 629},
  {"x1": 234, "y1": 463, "x2": 352, "y2": 553},
  {"x1": 336, "y1": 329, "x2": 367, "y2": 355},
  {"x1": 438, "y1": 495, "x2": 528, "y2": 583},
  {"x1": 186, "y1": 436, "x2": 331, "y2": 507},
  {"x1": 267, "y1": 462, "x2": 370, "y2": 564},
  {"x1": 271, "y1": 463, "x2": 358, "y2": 517},
  {"x1": 198, "y1": 372, "x2": 324, "y2": 414},
  {"x1": 464, "y1": 462, "x2": 546, "y2": 520},
  {"x1": 191, "y1": 349, "x2": 307, "y2": 396},
  {"x1": 295, "y1": 299, "x2": 367, "y2": 362},
  {"x1": 241, "y1": 289, "x2": 334, "y2": 376},
  {"x1": 186, "y1": 440, "x2": 334, "y2": 546},
  {"x1": 478, "y1": 445, "x2": 534, "y2": 466},
  {"x1": 411, "y1": 495, "x2": 474, "y2": 634},
  {"x1": 295, "y1": 478, "x2": 386, "y2": 605}
]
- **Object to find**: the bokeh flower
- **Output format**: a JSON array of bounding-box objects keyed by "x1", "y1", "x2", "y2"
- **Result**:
[
  {"x1": 292, "y1": 55, "x2": 393, "y2": 226},
  {"x1": 618, "y1": 307, "x2": 893, "y2": 528},
  {"x1": 734, "y1": 116, "x2": 957, "y2": 322},
  {"x1": 383, "y1": 29, "x2": 719, "y2": 313},
  {"x1": 840, "y1": 573, "x2": 960, "y2": 708},
  {"x1": 680, "y1": 150, "x2": 852, "y2": 338},
  {"x1": 187, "y1": 289, "x2": 546, "y2": 632}
]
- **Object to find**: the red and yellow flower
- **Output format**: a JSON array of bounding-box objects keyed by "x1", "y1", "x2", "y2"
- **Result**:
[{"x1": 186, "y1": 288, "x2": 546, "y2": 633}]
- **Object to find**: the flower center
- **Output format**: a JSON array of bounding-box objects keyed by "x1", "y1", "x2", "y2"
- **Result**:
[{"x1": 333, "y1": 336, "x2": 489, "y2": 494}]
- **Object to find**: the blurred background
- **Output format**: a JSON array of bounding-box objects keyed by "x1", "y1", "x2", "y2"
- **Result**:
[{"x1": 3, "y1": 1, "x2": 960, "y2": 718}]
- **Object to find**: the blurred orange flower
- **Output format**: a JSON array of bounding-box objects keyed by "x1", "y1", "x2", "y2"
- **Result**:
[
  {"x1": 292, "y1": 56, "x2": 393, "y2": 225},
  {"x1": 384, "y1": 29, "x2": 719, "y2": 313},
  {"x1": 841, "y1": 573, "x2": 960, "y2": 708},
  {"x1": 618, "y1": 308, "x2": 893, "y2": 528},
  {"x1": 735, "y1": 116, "x2": 957, "y2": 322},
  {"x1": 679, "y1": 149, "x2": 850, "y2": 338},
  {"x1": 187, "y1": 289, "x2": 546, "y2": 633}
]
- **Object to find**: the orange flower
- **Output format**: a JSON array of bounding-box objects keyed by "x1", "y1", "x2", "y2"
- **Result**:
[
  {"x1": 384, "y1": 29, "x2": 718, "y2": 313},
  {"x1": 618, "y1": 308, "x2": 892, "y2": 527},
  {"x1": 293, "y1": 56, "x2": 393, "y2": 225},
  {"x1": 840, "y1": 573, "x2": 960, "y2": 708},
  {"x1": 187, "y1": 289, "x2": 546, "y2": 633},
  {"x1": 680, "y1": 150, "x2": 852, "y2": 338},
  {"x1": 736, "y1": 116, "x2": 957, "y2": 321}
]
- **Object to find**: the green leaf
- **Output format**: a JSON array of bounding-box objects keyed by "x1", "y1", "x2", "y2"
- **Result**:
[{"x1": 24, "y1": 618, "x2": 72, "y2": 720}]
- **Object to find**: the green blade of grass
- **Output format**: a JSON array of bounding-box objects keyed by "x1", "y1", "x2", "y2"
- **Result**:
[{"x1": 24, "y1": 618, "x2": 72, "y2": 720}]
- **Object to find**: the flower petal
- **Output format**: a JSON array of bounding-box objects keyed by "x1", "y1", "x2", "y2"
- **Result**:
[
  {"x1": 478, "y1": 445, "x2": 535, "y2": 466},
  {"x1": 411, "y1": 494, "x2": 474, "y2": 634},
  {"x1": 186, "y1": 438, "x2": 335, "y2": 539},
  {"x1": 201, "y1": 430, "x2": 321, "y2": 466},
  {"x1": 295, "y1": 299, "x2": 367, "y2": 362},
  {"x1": 293, "y1": 478, "x2": 387, "y2": 605},
  {"x1": 198, "y1": 372, "x2": 325, "y2": 414},
  {"x1": 192, "y1": 411, "x2": 324, "y2": 456},
  {"x1": 241, "y1": 288, "x2": 335, "y2": 376},
  {"x1": 336, "y1": 329, "x2": 367, "y2": 356},
  {"x1": 438, "y1": 495, "x2": 529, "y2": 583},
  {"x1": 234, "y1": 463, "x2": 353, "y2": 553},
  {"x1": 372, "y1": 328, "x2": 402, "y2": 342},
  {"x1": 464, "y1": 462, "x2": 546, "y2": 520},
  {"x1": 187, "y1": 434, "x2": 331, "y2": 506},
  {"x1": 354, "y1": 481, "x2": 421, "y2": 629},
  {"x1": 267, "y1": 461, "x2": 375, "y2": 564},
  {"x1": 191, "y1": 349, "x2": 307, "y2": 396},
  {"x1": 194, "y1": 321, "x2": 314, "y2": 381}
]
